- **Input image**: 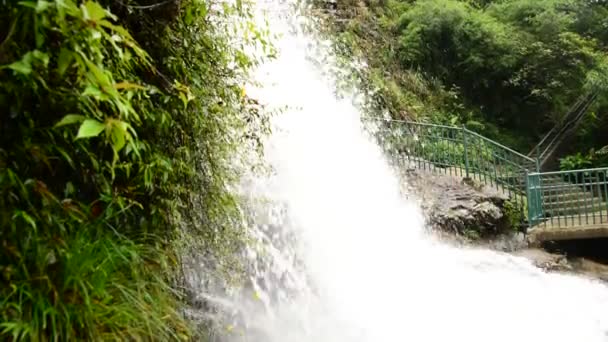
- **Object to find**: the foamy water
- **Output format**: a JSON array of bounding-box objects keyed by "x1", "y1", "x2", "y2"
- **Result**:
[{"x1": 228, "y1": 1, "x2": 608, "y2": 341}]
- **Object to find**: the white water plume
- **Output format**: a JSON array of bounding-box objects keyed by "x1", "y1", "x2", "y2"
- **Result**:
[{"x1": 222, "y1": 1, "x2": 608, "y2": 341}]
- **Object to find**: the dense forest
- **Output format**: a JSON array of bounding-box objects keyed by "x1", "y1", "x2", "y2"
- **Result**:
[
  {"x1": 323, "y1": 0, "x2": 608, "y2": 169},
  {"x1": 0, "y1": 0, "x2": 272, "y2": 340}
]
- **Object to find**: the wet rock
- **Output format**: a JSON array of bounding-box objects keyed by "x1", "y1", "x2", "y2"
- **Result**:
[
  {"x1": 513, "y1": 248, "x2": 608, "y2": 282},
  {"x1": 467, "y1": 231, "x2": 529, "y2": 252},
  {"x1": 402, "y1": 168, "x2": 512, "y2": 237},
  {"x1": 398, "y1": 164, "x2": 608, "y2": 281}
]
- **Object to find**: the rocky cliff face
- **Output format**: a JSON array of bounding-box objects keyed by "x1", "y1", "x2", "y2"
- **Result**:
[{"x1": 399, "y1": 167, "x2": 516, "y2": 238}]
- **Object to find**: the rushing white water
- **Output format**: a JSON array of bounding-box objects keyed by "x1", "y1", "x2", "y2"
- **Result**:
[{"x1": 228, "y1": 1, "x2": 608, "y2": 341}]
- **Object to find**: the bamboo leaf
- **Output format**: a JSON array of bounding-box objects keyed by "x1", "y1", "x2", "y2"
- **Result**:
[
  {"x1": 82, "y1": 84, "x2": 105, "y2": 99},
  {"x1": 7, "y1": 60, "x2": 32, "y2": 75},
  {"x1": 55, "y1": 114, "x2": 85, "y2": 127},
  {"x1": 114, "y1": 81, "x2": 145, "y2": 90},
  {"x1": 13, "y1": 211, "x2": 37, "y2": 230}
]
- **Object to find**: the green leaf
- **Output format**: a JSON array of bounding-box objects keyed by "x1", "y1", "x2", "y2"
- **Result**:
[
  {"x1": 110, "y1": 125, "x2": 126, "y2": 152},
  {"x1": 54, "y1": 146, "x2": 75, "y2": 169},
  {"x1": 82, "y1": 84, "x2": 104, "y2": 99},
  {"x1": 36, "y1": 0, "x2": 51, "y2": 13},
  {"x1": 4, "y1": 50, "x2": 49, "y2": 75},
  {"x1": 7, "y1": 60, "x2": 32, "y2": 75},
  {"x1": 57, "y1": 48, "x2": 73, "y2": 76},
  {"x1": 184, "y1": 7, "x2": 194, "y2": 25},
  {"x1": 98, "y1": 20, "x2": 134, "y2": 40},
  {"x1": 114, "y1": 81, "x2": 145, "y2": 90},
  {"x1": 82, "y1": 1, "x2": 106, "y2": 22},
  {"x1": 17, "y1": 1, "x2": 37, "y2": 10},
  {"x1": 83, "y1": 58, "x2": 111, "y2": 87},
  {"x1": 55, "y1": 114, "x2": 85, "y2": 127},
  {"x1": 17, "y1": 0, "x2": 51, "y2": 12},
  {"x1": 13, "y1": 211, "x2": 37, "y2": 230},
  {"x1": 76, "y1": 119, "x2": 105, "y2": 139},
  {"x1": 31, "y1": 50, "x2": 49, "y2": 68},
  {"x1": 109, "y1": 119, "x2": 131, "y2": 152}
]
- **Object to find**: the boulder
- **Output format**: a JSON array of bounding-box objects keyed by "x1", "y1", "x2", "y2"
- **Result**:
[{"x1": 400, "y1": 167, "x2": 513, "y2": 237}]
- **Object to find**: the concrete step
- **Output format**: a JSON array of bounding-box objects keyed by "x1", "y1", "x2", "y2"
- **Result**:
[
  {"x1": 544, "y1": 208, "x2": 596, "y2": 216},
  {"x1": 543, "y1": 196, "x2": 606, "y2": 206},
  {"x1": 543, "y1": 203, "x2": 606, "y2": 216},
  {"x1": 543, "y1": 200, "x2": 605, "y2": 211},
  {"x1": 541, "y1": 177, "x2": 604, "y2": 187},
  {"x1": 540, "y1": 183, "x2": 596, "y2": 193},
  {"x1": 541, "y1": 191, "x2": 596, "y2": 202}
]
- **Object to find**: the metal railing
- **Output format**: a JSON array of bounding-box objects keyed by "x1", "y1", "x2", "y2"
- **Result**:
[
  {"x1": 371, "y1": 120, "x2": 538, "y2": 217},
  {"x1": 370, "y1": 119, "x2": 608, "y2": 232},
  {"x1": 528, "y1": 91, "x2": 599, "y2": 170},
  {"x1": 527, "y1": 167, "x2": 608, "y2": 228}
]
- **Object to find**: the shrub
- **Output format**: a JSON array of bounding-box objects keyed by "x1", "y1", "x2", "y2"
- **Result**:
[{"x1": 0, "y1": 0, "x2": 271, "y2": 339}]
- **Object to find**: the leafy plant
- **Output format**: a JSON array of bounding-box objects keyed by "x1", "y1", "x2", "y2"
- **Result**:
[
  {"x1": 420, "y1": 140, "x2": 466, "y2": 167},
  {"x1": 318, "y1": 0, "x2": 608, "y2": 154},
  {"x1": 0, "y1": 0, "x2": 272, "y2": 340},
  {"x1": 560, "y1": 152, "x2": 594, "y2": 171},
  {"x1": 503, "y1": 199, "x2": 525, "y2": 231}
]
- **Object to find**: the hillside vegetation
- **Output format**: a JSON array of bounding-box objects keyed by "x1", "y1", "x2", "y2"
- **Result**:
[
  {"x1": 324, "y1": 0, "x2": 608, "y2": 165},
  {"x1": 0, "y1": 0, "x2": 272, "y2": 340}
]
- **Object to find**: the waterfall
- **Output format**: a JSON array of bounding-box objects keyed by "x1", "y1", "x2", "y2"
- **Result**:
[{"x1": 205, "y1": 1, "x2": 608, "y2": 341}]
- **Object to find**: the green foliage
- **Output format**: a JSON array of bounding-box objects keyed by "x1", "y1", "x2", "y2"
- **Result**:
[
  {"x1": 394, "y1": 0, "x2": 602, "y2": 134},
  {"x1": 559, "y1": 148, "x2": 608, "y2": 171},
  {"x1": 321, "y1": 0, "x2": 608, "y2": 154},
  {"x1": 560, "y1": 152, "x2": 594, "y2": 170},
  {"x1": 421, "y1": 140, "x2": 466, "y2": 167},
  {"x1": 503, "y1": 199, "x2": 525, "y2": 231},
  {"x1": 463, "y1": 228, "x2": 482, "y2": 240},
  {"x1": 0, "y1": 230, "x2": 187, "y2": 340},
  {"x1": 0, "y1": 0, "x2": 271, "y2": 340}
]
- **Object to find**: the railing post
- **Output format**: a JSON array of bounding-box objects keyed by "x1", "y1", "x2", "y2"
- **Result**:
[
  {"x1": 523, "y1": 170, "x2": 530, "y2": 231},
  {"x1": 526, "y1": 171, "x2": 544, "y2": 227},
  {"x1": 535, "y1": 146, "x2": 541, "y2": 173},
  {"x1": 462, "y1": 125, "x2": 470, "y2": 178}
]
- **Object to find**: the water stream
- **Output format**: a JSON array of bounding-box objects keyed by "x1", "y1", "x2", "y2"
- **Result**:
[{"x1": 213, "y1": 1, "x2": 608, "y2": 341}]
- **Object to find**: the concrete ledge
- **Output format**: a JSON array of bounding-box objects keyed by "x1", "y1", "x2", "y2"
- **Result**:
[{"x1": 529, "y1": 224, "x2": 608, "y2": 242}]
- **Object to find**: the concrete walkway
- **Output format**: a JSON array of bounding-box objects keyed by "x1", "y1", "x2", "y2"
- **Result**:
[{"x1": 529, "y1": 212, "x2": 608, "y2": 242}]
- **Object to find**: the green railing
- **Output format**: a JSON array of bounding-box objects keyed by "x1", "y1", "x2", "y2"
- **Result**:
[
  {"x1": 371, "y1": 119, "x2": 608, "y2": 231},
  {"x1": 371, "y1": 120, "x2": 538, "y2": 219},
  {"x1": 527, "y1": 167, "x2": 608, "y2": 228}
]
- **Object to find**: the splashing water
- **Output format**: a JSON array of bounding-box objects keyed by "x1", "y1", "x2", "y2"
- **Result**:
[{"x1": 227, "y1": 1, "x2": 608, "y2": 341}]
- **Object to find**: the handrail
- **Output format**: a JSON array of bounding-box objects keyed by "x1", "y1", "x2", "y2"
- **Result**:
[
  {"x1": 529, "y1": 90, "x2": 599, "y2": 169},
  {"x1": 373, "y1": 118, "x2": 608, "y2": 231},
  {"x1": 366, "y1": 117, "x2": 459, "y2": 130},
  {"x1": 539, "y1": 92, "x2": 597, "y2": 159},
  {"x1": 373, "y1": 119, "x2": 536, "y2": 164},
  {"x1": 526, "y1": 166, "x2": 608, "y2": 229},
  {"x1": 463, "y1": 128, "x2": 536, "y2": 164},
  {"x1": 528, "y1": 127, "x2": 555, "y2": 156},
  {"x1": 372, "y1": 119, "x2": 534, "y2": 227},
  {"x1": 538, "y1": 182, "x2": 606, "y2": 190},
  {"x1": 528, "y1": 93, "x2": 588, "y2": 157},
  {"x1": 529, "y1": 166, "x2": 608, "y2": 176}
]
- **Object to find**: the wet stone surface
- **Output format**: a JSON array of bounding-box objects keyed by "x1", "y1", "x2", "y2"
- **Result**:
[
  {"x1": 399, "y1": 166, "x2": 514, "y2": 238},
  {"x1": 397, "y1": 163, "x2": 608, "y2": 282}
]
